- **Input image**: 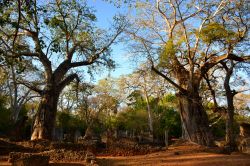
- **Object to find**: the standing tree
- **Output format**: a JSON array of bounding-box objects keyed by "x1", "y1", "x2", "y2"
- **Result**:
[
  {"x1": 126, "y1": 0, "x2": 247, "y2": 145},
  {"x1": 203, "y1": 1, "x2": 249, "y2": 150},
  {"x1": 0, "y1": 0, "x2": 126, "y2": 140},
  {"x1": 220, "y1": 1, "x2": 249, "y2": 150},
  {"x1": 7, "y1": 62, "x2": 39, "y2": 123}
]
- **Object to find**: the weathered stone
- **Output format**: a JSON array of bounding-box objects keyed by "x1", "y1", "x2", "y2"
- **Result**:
[
  {"x1": 238, "y1": 138, "x2": 250, "y2": 154},
  {"x1": 214, "y1": 140, "x2": 226, "y2": 147},
  {"x1": 237, "y1": 123, "x2": 250, "y2": 154},
  {"x1": 85, "y1": 152, "x2": 96, "y2": 163},
  {"x1": 9, "y1": 152, "x2": 49, "y2": 166},
  {"x1": 240, "y1": 123, "x2": 250, "y2": 137}
]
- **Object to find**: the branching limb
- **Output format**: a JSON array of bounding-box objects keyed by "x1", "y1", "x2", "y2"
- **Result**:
[
  {"x1": 17, "y1": 81, "x2": 43, "y2": 94},
  {"x1": 200, "y1": 53, "x2": 244, "y2": 76},
  {"x1": 151, "y1": 66, "x2": 187, "y2": 93},
  {"x1": 58, "y1": 73, "x2": 80, "y2": 92}
]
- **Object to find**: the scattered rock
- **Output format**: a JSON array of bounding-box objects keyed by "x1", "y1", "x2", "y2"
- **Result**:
[
  {"x1": 103, "y1": 138, "x2": 163, "y2": 156},
  {"x1": 85, "y1": 151, "x2": 96, "y2": 163},
  {"x1": 238, "y1": 138, "x2": 250, "y2": 154},
  {"x1": 9, "y1": 152, "x2": 49, "y2": 166},
  {"x1": 240, "y1": 123, "x2": 250, "y2": 137},
  {"x1": 42, "y1": 149, "x2": 87, "y2": 162},
  {"x1": 91, "y1": 159, "x2": 96, "y2": 164}
]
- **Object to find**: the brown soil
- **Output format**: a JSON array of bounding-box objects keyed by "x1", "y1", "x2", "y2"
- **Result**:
[
  {"x1": 1, "y1": 138, "x2": 250, "y2": 166},
  {"x1": 97, "y1": 143, "x2": 250, "y2": 166},
  {"x1": 97, "y1": 141, "x2": 250, "y2": 166}
]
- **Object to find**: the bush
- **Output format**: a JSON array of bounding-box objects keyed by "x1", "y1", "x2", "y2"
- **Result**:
[{"x1": 0, "y1": 95, "x2": 12, "y2": 135}]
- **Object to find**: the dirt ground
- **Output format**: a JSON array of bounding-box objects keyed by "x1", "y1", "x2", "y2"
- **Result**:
[
  {"x1": 1, "y1": 138, "x2": 250, "y2": 166},
  {"x1": 97, "y1": 143, "x2": 250, "y2": 166}
]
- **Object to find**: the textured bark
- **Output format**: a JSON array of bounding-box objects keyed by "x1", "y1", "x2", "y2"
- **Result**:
[
  {"x1": 225, "y1": 93, "x2": 236, "y2": 150},
  {"x1": 31, "y1": 90, "x2": 59, "y2": 140},
  {"x1": 223, "y1": 61, "x2": 237, "y2": 150},
  {"x1": 178, "y1": 93, "x2": 213, "y2": 146},
  {"x1": 152, "y1": 65, "x2": 213, "y2": 146},
  {"x1": 174, "y1": 61, "x2": 213, "y2": 146}
]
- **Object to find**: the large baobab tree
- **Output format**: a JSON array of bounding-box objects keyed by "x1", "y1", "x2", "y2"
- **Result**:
[
  {"x1": 0, "y1": 0, "x2": 126, "y2": 140},
  {"x1": 126, "y1": 0, "x2": 247, "y2": 146}
]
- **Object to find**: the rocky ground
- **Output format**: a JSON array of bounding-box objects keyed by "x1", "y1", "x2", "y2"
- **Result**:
[
  {"x1": 0, "y1": 137, "x2": 163, "y2": 165},
  {"x1": 0, "y1": 137, "x2": 250, "y2": 166}
]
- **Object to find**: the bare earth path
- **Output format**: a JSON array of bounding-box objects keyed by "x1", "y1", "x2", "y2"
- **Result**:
[{"x1": 97, "y1": 144, "x2": 250, "y2": 166}]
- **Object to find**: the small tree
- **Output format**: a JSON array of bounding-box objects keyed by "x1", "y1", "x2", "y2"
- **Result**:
[{"x1": 123, "y1": 66, "x2": 167, "y2": 140}]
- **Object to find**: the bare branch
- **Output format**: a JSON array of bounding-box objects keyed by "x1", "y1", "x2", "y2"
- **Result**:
[
  {"x1": 58, "y1": 73, "x2": 80, "y2": 91},
  {"x1": 17, "y1": 81, "x2": 43, "y2": 94},
  {"x1": 151, "y1": 66, "x2": 187, "y2": 93},
  {"x1": 200, "y1": 53, "x2": 244, "y2": 76},
  {"x1": 204, "y1": 73, "x2": 218, "y2": 108},
  {"x1": 12, "y1": 0, "x2": 21, "y2": 48},
  {"x1": 157, "y1": 0, "x2": 171, "y2": 30}
]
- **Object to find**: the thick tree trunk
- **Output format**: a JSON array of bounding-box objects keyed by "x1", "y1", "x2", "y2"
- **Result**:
[
  {"x1": 225, "y1": 81, "x2": 236, "y2": 150},
  {"x1": 31, "y1": 91, "x2": 59, "y2": 140},
  {"x1": 178, "y1": 93, "x2": 213, "y2": 146},
  {"x1": 223, "y1": 61, "x2": 237, "y2": 151},
  {"x1": 225, "y1": 96, "x2": 236, "y2": 150}
]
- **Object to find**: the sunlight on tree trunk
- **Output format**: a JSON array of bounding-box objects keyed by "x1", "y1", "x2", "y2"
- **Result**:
[
  {"x1": 178, "y1": 94, "x2": 213, "y2": 145},
  {"x1": 31, "y1": 92, "x2": 59, "y2": 140}
]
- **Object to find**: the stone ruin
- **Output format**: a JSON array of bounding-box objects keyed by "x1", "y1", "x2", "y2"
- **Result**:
[
  {"x1": 9, "y1": 152, "x2": 49, "y2": 166},
  {"x1": 238, "y1": 122, "x2": 250, "y2": 154}
]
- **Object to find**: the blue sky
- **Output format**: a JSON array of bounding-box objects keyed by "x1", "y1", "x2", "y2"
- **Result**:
[{"x1": 86, "y1": 0, "x2": 135, "y2": 82}]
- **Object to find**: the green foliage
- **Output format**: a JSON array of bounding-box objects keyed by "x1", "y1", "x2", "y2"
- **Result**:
[
  {"x1": 0, "y1": 0, "x2": 121, "y2": 75},
  {"x1": 0, "y1": 1, "x2": 14, "y2": 26},
  {"x1": 205, "y1": 103, "x2": 226, "y2": 138},
  {"x1": 200, "y1": 22, "x2": 236, "y2": 43},
  {"x1": 41, "y1": 0, "x2": 97, "y2": 55},
  {"x1": 119, "y1": 90, "x2": 150, "y2": 132},
  {"x1": 235, "y1": 113, "x2": 250, "y2": 124},
  {"x1": 91, "y1": 118, "x2": 105, "y2": 134},
  {"x1": 159, "y1": 39, "x2": 176, "y2": 67},
  {"x1": 127, "y1": 90, "x2": 147, "y2": 110},
  {"x1": 117, "y1": 92, "x2": 181, "y2": 138},
  {"x1": 101, "y1": 113, "x2": 118, "y2": 130},
  {"x1": 205, "y1": 102, "x2": 243, "y2": 139},
  {"x1": 153, "y1": 94, "x2": 181, "y2": 138},
  {"x1": 0, "y1": 95, "x2": 12, "y2": 134},
  {"x1": 210, "y1": 118, "x2": 226, "y2": 138},
  {"x1": 57, "y1": 111, "x2": 86, "y2": 133},
  {"x1": 0, "y1": 97, "x2": 32, "y2": 138},
  {"x1": 154, "y1": 107, "x2": 181, "y2": 138},
  {"x1": 116, "y1": 108, "x2": 148, "y2": 132},
  {"x1": 164, "y1": 40, "x2": 176, "y2": 57},
  {"x1": 162, "y1": 93, "x2": 176, "y2": 103}
]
